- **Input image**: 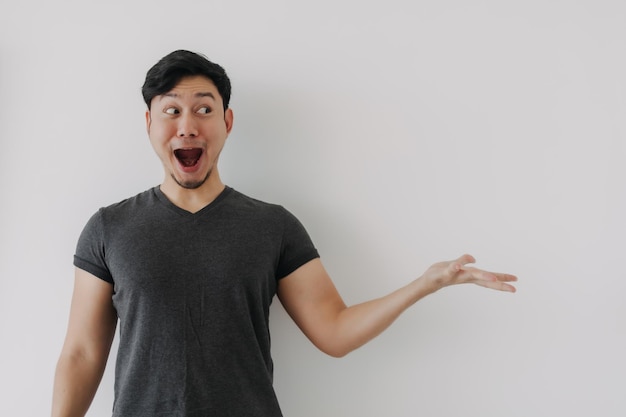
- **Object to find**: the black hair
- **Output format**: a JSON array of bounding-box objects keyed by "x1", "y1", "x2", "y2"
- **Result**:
[{"x1": 142, "y1": 50, "x2": 231, "y2": 111}]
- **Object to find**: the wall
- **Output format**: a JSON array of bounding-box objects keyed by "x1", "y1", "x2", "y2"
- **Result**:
[{"x1": 1, "y1": 1, "x2": 624, "y2": 416}]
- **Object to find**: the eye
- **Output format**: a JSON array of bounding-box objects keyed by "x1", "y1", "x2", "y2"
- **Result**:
[
  {"x1": 165, "y1": 107, "x2": 179, "y2": 115},
  {"x1": 197, "y1": 106, "x2": 211, "y2": 114}
]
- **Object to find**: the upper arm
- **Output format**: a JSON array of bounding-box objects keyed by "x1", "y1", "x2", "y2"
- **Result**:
[
  {"x1": 61, "y1": 268, "x2": 117, "y2": 361},
  {"x1": 277, "y1": 258, "x2": 346, "y2": 353}
]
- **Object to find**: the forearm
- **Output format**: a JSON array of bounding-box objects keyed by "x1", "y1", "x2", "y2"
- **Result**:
[
  {"x1": 51, "y1": 352, "x2": 107, "y2": 417},
  {"x1": 325, "y1": 276, "x2": 437, "y2": 357},
  {"x1": 280, "y1": 256, "x2": 516, "y2": 358}
]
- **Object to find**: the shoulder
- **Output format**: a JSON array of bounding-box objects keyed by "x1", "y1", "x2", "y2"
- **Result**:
[
  {"x1": 82, "y1": 187, "x2": 160, "y2": 234},
  {"x1": 97, "y1": 187, "x2": 159, "y2": 219},
  {"x1": 101, "y1": 187, "x2": 157, "y2": 211},
  {"x1": 222, "y1": 188, "x2": 309, "y2": 234},
  {"x1": 223, "y1": 188, "x2": 290, "y2": 217}
]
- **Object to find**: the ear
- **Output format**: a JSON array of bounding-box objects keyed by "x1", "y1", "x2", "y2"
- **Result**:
[
  {"x1": 224, "y1": 108, "x2": 234, "y2": 134},
  {"x1": 145, "y1": 110, "x2": 151, "y2": 134}
]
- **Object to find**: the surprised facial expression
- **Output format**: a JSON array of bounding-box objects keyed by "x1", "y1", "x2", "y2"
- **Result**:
[{"x1": 146, "y1": 75, "x2": 233, "y2": 190}]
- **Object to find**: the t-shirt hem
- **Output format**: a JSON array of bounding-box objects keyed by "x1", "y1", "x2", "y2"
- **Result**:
[
  {"x1": 73, "y1": 255, "x2": 114, "y2": 284},
  {"x1": 276, "y1": 250, "x2": 320, "y2": 280}
]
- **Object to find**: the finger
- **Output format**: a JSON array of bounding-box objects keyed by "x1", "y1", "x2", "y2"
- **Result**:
[
  {"x1": 474, "y1": 279, "x2": 517, "y2": 293},
  {"x1": 448, "y1": 254, "x2": 476, "y2": 276},
  {"x1": 493, "y1": 273, "x2": 518, "y2": 282},
  {"x1": 459, "y1": 266, "x2": 498, "y2": 283},
  {"x1": 460, "y1": 267, "x2": 518, "y2": 283},
  {"x1": 478, "y1": 272, "x2": 518, "y2": 283},
  {"x1": 456, "y1": 254, "x2": 476, "y2": 266},
  {"x1": 448, "y1": 262, "x2": 462, "y2": 275}
]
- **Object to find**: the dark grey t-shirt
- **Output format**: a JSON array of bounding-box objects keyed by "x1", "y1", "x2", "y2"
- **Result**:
[{"x1": 74, "y1": 186, "x2": 319, "y2": 417}]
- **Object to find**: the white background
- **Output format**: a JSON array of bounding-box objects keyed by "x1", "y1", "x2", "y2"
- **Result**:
[{"x1": 1, "y1": 1, "x2": 625, "y2": 416}]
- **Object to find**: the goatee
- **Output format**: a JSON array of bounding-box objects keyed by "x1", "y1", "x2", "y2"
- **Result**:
[{"x1": 171, "y1": 169, "x2": 212, "y2": 190}]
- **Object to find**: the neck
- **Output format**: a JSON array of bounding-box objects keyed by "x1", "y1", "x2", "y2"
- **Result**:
[{"x1": 160, "y1": 173, "x2": 225, "y2": 214}]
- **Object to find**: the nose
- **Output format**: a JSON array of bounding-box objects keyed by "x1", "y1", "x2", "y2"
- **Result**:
[{"x1": 177, "y1": 112, "x2": 198, "y2": 137}]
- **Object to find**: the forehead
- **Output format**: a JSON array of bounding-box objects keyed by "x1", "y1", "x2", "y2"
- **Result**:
[{"x1": 158, "y1": 75, "x2": 221, "y2": 102}]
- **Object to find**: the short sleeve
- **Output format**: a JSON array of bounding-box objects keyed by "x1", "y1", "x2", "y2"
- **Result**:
[
  {"x1": 73, "y1": 209, "x2": 114, "y2": 284},
  {"x1": 275, "y1": 207, "x2": 320, "y2": 279}
]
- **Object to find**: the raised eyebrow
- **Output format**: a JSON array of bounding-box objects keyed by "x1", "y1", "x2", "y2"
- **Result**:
[
  {"x1": 195, "y1": 92, "x2": 216, "y2": 100},
  {"x1": 162, "y1": 92, "x2": 216, "y2": 100}
]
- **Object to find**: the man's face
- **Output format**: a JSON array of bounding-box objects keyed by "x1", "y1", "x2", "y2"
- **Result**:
[{"x1": 146, "y1": 75, "x2": 233, "y2": 190}]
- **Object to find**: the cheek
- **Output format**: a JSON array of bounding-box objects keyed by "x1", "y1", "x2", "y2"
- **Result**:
[
  {"x1": 151, "y1": 121, "x2": 169, "y2": 135},
  {"x1": 149, "y1": 131, "x2": 172, "y2": 156},
  {"x1": 149, "y1": 123, "x2": 173, "y2": 144}
]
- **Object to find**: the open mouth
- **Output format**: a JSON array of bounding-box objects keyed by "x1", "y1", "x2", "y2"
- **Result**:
[{"x1": 174, "y1": 148, "x2": 203, "y2": 167}]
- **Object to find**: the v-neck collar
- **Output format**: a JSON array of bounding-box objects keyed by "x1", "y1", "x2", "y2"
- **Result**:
[{"x1": 152, "y1": 185, "x2": 233, "y2": 218}]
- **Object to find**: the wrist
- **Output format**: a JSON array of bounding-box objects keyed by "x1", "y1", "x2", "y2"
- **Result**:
[{"x1": 408, "y1": 275, "x2": 440, "y2": 302}]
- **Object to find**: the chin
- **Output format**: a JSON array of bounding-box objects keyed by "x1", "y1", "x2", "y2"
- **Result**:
[{"x1": 171, "y1": 170, "x2": 212, "y2": 190}]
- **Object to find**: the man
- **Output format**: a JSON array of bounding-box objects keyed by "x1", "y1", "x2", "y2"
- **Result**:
[{"x1": 52, "y1": 50, "x2": 517, "y2": 417}]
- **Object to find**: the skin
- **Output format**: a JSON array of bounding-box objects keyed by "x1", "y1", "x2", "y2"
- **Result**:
[
  {"x1": 145, "y1": 75, "x2": 234, "y2": 213},
  {"x1": 51, "y1": 75, "x2": 517, "y2": 416},
  {"x1": 52, "y1": 269, "x2": 116, "y2": 417}
]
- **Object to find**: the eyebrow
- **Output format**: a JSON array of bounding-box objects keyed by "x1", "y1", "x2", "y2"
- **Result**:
[{"x1": 163, "y1": 92, "x2": 216, "y2": 100}]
